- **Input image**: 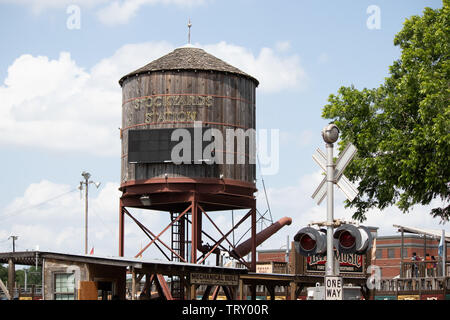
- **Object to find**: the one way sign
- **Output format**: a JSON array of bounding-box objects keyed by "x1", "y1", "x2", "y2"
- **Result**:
[
  {"x1": 325, "y1": 276, "x2": 343, "y2": 300},
  {"x1": 311, "y1": 143, "x2": 359, "y2": 205}
]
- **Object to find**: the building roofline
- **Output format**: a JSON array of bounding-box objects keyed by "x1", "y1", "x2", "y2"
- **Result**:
[{"x1": 0, "y1": 251, "x2": 247, "y2": 274}]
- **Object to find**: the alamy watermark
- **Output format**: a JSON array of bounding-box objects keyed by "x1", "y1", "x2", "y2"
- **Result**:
[
  {"x1": 366, "y1": 5, "x2": 381, "y2": 30},
  {"x1": 169, "y1": 121, "x2": 279, "y2": 175},
  {"x1": 66, "y1": 4, "x2": 81, "y2": 30},
  {"x1": 366, "y1": 264, "x2": 382, "y2": 290}
]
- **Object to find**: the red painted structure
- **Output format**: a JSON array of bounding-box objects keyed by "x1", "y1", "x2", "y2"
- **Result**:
[{"x1": 118, "y1": 177, "x2": 258, "y2": 270}]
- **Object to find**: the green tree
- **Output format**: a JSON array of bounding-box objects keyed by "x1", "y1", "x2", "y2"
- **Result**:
[
  {"x1": 322, "y1": 2, "x2": 449, "y2": 222},
  {"x1": 14, "y1": 267, "x2": 42, "y2": 287}
]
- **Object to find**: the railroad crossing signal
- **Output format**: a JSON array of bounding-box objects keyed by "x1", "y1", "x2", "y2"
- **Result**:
[
  {"x1": 311, "y1": 143, "x2": 358, "y2": 205},
  {"x1": 294, "y1": 223, "x2": 373, "y2": 256},
  {"x1": 294, "y1": 227, "x2": 326, "y2": 256}
]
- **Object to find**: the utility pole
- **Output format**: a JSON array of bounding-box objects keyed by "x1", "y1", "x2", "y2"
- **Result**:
[
  {"x1": 8, "y1": 235, "x2": 18, "y2": 252},
  {"x1": 79, "y1": 171, "x2": 100, "y2": 255}
]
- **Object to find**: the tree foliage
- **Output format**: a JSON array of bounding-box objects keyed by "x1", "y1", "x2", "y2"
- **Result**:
[
  {"x1": 0, "y1": 265, "x2": 42, "y2": 287},
  {"x1": 322, "y1": 2, "x2": 449, "y2": 222}
]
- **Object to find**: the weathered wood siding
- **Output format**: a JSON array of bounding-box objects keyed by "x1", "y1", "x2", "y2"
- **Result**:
[{"x1": 120, "y1": 71, "x2": 256, "y2": 185}]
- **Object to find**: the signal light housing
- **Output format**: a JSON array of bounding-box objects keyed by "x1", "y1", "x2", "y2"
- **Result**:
[
  {"x1": 294, "y1": 227, "x2": 327, "y2": 256},
  {"x1": 333, "y1": 224, "x2": 372, "y2": 254}
]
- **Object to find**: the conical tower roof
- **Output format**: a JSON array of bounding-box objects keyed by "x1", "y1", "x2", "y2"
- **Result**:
[{"x1": 119, "y1": 46, "x2": 259, "y2": 86}]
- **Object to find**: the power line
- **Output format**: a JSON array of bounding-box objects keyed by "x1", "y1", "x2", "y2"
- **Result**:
[{"x1": 0, "y1": 188, "x2": 77, "y2": 222}]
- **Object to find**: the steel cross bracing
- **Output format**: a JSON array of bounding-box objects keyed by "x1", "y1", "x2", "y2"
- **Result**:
[{"x1": 120, "y1": 202, "x2": 255, "y2": 270}]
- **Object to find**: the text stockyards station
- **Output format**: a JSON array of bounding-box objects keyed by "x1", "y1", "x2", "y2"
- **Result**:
[{"x1": 127, "y1": 94, "x2": 215, "y2": 124}]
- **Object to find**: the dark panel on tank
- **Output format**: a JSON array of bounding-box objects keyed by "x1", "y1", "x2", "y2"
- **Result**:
[{"x1": 128, "y1": 127, "x2": 216, "y2": 164}]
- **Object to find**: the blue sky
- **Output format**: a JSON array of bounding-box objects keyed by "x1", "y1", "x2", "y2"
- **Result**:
[{"x1": 0, "y1": 0, "x2": 447, "y2": 259}]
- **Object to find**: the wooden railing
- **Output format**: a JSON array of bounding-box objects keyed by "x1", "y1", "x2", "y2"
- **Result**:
[
  {"x1": 378, "y1": 277, "x2": 450, "y2": 292},
  {"x1": 400, "y1": 261, "x2": 449, "y2": 278}
]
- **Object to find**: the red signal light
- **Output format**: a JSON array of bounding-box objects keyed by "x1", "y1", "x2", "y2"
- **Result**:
[
  {"x1": 300, "y1": 234, "x2": 316, "y2": 251},
  {"x1": 339, "y1": 231, "x2": 356, "y2": 249},
  {"x1": 294, "y1": 227, "x2": 327, "y2": 256}
]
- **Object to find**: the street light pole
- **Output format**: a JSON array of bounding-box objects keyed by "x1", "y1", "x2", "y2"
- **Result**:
[
  {"x1": 79, "y1": 171, "x2": 100, "y2": 255},
  {"x1": 8, "y1": 235, "x2": 18, "y2": 253}
]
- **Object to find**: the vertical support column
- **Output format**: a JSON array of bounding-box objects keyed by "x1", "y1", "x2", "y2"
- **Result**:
[
  {"x1": 145, "y1": 274, "x2": 151, "y2": 299},
  {"x1": 238, "y1": 279, "x2": 244, "y2": 300},
  {"x1": 190, "y1": 284, "x2": 196, "y2": 300},
  {"x1": 290, "y1": 282, "x2": 296, "y2": 300},
  {"x1": 401, "y1": 227, "x2": 404, "y2": 277},
  {"x1": 186, "y1": 283, "x2": 192, "y2": 300},
  {"x1": 442, "y1": 229, "x2": 446, "y2": 277},
  {"x1": 424, "y1": 234, "x2": 427, "y2": 258},
  {"x1": 250, "y1": 205, "x2": 257, "y2": 300},
  {"x1": 191, "y1": 198, "x2": 198, "y2": 264},
  {"x1": 119, "y1": 199, "x2": 124, "y2": 257},
  {"x1": 251, "y1": 207, "x2": 256, "y2": 272},
  {"x1": 131, "y1": 268, "x2": 137, "y2": 300},
  {"x1": 8, "y1": 259, "x2": 15, "y2": 299}
]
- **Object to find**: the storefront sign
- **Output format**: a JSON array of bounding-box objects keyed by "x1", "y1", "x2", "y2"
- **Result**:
[
  {"x1": 190, "y1": 273, "x2": 239, "y2": 286},
  {"x1": 306, "y1": 251, "x2": 364, "y2": 273}
]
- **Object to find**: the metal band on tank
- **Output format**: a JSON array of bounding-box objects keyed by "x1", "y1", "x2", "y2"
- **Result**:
[
  {"x1": 121, "y1": 120, "x2": 251, "y2": 133},
  {"x1": 122, "y1": 93, "x2": 255, "y2": 107}
]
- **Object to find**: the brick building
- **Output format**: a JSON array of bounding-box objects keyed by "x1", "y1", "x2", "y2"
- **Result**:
[
  {"x1": 374, "y1": 234, "x2": 448, "y2": 278},
  {"x1": 258, "y1": 234, "x2": 449, "y2": 279}
]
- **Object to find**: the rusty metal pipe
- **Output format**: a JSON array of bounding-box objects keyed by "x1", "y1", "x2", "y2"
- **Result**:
[{"x1": 231, "y1": 217, "x2": 292, "y2": 259}]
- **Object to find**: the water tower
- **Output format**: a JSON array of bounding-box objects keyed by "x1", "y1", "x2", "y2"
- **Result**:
[{"x1": 117, "y1": 45, "x2": 291, "y2": 287}]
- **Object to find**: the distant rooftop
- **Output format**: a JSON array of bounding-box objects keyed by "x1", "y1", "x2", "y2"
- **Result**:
[{"x1": 119, "y1": 46, "x2": 259, "y2": 86}]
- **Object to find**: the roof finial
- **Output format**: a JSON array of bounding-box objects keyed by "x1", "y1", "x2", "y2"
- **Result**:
[{"x1": 187, "y1": 18, "x2": 192, "y2": 44}]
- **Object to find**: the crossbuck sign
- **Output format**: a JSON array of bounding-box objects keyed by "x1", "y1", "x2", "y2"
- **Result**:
[{"x1": 311, "y1": 143, "x2": 358, "y2": 204}]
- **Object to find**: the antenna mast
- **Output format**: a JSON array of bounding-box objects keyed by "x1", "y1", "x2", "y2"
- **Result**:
[{"x1": 187, "y1": 18, "x2": 192, "y2": 44}]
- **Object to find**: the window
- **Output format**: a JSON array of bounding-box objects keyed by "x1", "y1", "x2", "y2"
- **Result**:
[
  {"x1": 401, "y1": 248, "x2": 408, "y2": 259},
  {"x1": 376, "y1": 249, "x2": 383, "y2": 259},
  {"x1": 387, "y1": 248, "x2": 395, "y2": 259},
  {"x1": 54, "y1": 273, "x2": 75, "y2": 300}
]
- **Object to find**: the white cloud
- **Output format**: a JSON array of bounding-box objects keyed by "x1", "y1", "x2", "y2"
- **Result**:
[
  {"x1": 3, "y1": 172, "x2": 444, "y2": 259},
  {"x1": 0, "y1": 179, "x2": 160, "y2": 256},
  {"x1": 0, "y1": 0, "x2": 108, "y2": 14},
  {"x1": 0, "y1": 0, "x2": 206, "y2": 24},
  {"x1": 0, "y1": 41, "x2": 305, "y2": 155},
  {"x1": 202, "y1": 41, "x2": 308, "y2": 93},
  {"x1": 0, "y1": 52, "x2": 120, "y2": 156},
  {"x1": 97, "y1": 0, "x2": 206, "y2": 25},
  {"x1": 0, "y1": 180, "x2": 260, "y2": 261}
]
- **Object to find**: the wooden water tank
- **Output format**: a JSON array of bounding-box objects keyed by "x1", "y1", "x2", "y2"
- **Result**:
[{"x1": 119, "y1": 46, "x2": 259, "y2": 202}]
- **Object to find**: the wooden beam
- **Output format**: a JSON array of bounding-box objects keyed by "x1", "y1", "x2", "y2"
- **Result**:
[
  {"x1": 223, "y1": 286, "x2": 233, "y2": 300},
  {"x1": 290, "y1": 282, "x2": 297, "y2": 300},
  {"x1": 190, "y1": 284, "x2": 197, "y2": 301},
  {"x1": 201, "y1": 285, "x2": 212, "y2": 300},
  {"x1": 156, "y1": 274, "x2": 173, "y2": 300},
  {"x1": 239, "y1": 279, "x2": 244, "y2": 300},
  {"x1": 131, "y1": 268, "x2": 137, "y2": 300},
  {"x1": 0, "y1": 279, "x2": 10, "y2": 300}
]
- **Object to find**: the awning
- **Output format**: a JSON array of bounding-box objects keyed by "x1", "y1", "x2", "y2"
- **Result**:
[{"x1": 393, "y1": 225, "x2": 450, "y2": 242}]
